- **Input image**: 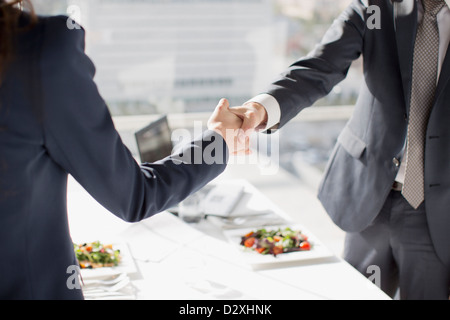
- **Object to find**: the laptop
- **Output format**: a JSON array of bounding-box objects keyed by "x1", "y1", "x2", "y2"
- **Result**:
[
  {"x1": 134, "y1": 115, "x2": 173, "y2": 163},
  {"x1": 134, "y1": 115, "x2": 244, "y2": 217}
]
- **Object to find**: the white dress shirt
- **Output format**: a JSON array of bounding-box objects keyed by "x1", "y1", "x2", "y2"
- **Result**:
[
  {"x1": 394, "y1": 0, "x2": 449, "y2": 184},
  {"x1": 248, "y1": 0, "x2": 450, "y2": 184}
]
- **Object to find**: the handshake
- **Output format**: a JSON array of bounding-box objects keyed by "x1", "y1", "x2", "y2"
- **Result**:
[{"x1": 207, "y1": 98, "x2": 268, "y2": 155}]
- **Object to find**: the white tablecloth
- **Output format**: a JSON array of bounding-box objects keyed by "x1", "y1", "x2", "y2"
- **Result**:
[{"x1": 67, "y1": 176, "x2": 390, "y2": 300}]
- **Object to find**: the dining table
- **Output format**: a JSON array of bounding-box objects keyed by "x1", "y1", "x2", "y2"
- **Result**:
[{"x1": 67, "y1": 161, "x2": 391, "y2": 301}]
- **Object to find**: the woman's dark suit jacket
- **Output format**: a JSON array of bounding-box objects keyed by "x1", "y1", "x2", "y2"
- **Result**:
[{"x1": 0, "y1": 15, "x2": 228, "y2": 299}]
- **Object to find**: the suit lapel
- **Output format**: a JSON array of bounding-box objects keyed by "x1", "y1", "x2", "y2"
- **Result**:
[
  {"x1": 393, "y1": 0, "x2": 418, "y2": 115},
  {"x1": 435, "y1": 43, "x2": 450, "y2": 101}
]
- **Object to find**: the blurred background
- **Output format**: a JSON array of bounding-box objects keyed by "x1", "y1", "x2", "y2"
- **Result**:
[{"x1": 32, "y1": 0, "x2": 359, "y2": 189}]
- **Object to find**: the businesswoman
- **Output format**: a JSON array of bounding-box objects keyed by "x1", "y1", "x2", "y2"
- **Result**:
[{"x1": 0, "y1": 0, "x2": 242, "y2": 299}]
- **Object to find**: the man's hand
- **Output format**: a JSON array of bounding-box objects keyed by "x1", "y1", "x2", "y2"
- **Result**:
[
  {"x1": 229, "y1": 102, "x2": 268, "y2": 143},
  {"x1": 207, "y1": 98, "x2": 250, "y2": 154}
]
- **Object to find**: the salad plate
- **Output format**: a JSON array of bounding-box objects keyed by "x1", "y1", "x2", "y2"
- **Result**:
[
  {"x1": 75, "y1": 242, "x2": 138, "y2": 280},
  {"x1": 223, "y1": 224, "x2": 334, "y2": 268}
]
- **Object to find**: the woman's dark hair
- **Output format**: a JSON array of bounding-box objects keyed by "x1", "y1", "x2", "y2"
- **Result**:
[{"x1": 0, "y1": 0, "x2": 36, "y2": 83}]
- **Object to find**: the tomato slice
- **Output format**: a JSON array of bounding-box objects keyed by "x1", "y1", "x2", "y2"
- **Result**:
[
  {"x1": 244, "y1": 231, "x2": 255, "y2": 238},
  {"x1": 255, "y1": 247, "x2": 266, "y2": 254},
  {"x1": 299, "y1": 241, "x2": 311, "y2": 251},
  {"x1": 244, "y1": 237, "x2": 256, "y2": 248},
  {"x1": 273, "y1": 246, "x2": 283, "y2": 255}
]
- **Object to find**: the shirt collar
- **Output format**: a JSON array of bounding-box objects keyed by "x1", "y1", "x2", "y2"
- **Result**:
[{"x1": 417, "y1": 0, "x2": 450, "y2": 11}]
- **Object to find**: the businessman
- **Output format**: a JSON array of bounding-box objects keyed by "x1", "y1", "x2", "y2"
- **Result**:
[{"x1": 231, "y1": 0, "x2": 450, "y2": 299}]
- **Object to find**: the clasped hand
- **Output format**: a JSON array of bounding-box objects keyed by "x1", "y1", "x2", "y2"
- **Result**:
[{"x1": 207, "y1": 99, "x2": 268, "y2": 155}]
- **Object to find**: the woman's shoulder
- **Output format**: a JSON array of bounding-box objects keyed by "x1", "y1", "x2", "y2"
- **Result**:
[
  {"x1": 39, "y1": 14, "x2": 84, "y2": 32},
  {"x1": 29, "y1": 14, "x2": 88, "y2": 70},
  {"x1": 13, "y1": 14, "x2": 81, "y2": 55},
  {"x1": 38, "y1": 15, "x2": 86, "y2": 50}
]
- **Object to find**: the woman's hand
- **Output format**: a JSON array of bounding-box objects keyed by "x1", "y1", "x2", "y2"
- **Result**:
[{"x1": 208, "y1": 98, "x2": 250, "y2": 155}]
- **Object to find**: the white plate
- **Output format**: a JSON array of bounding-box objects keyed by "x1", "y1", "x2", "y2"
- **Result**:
[
  {"x1": 79, "y1": 243, "x2": 137, "y2": 280},
  {"x1": 223, "y1": 225, "x2": 334, "y2": 268}
]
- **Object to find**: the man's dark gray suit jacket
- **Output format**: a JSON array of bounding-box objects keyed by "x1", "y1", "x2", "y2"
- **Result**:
[
  {"x1": 264, "y1": 0, "x2": 450, "y2": 266},
  {"x1": 0, "y1": 15, "x2": 228, "y2": 299}
]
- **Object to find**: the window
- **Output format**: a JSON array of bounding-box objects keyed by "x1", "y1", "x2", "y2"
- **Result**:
[{"x1": 33, "y1": 0, "x2": 358, "y2": 116}]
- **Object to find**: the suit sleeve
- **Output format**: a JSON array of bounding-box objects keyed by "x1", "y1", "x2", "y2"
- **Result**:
[
  {"x1": 263, "y1": 0, "x2": 367, "y2": 129},
  {"x1": 40, "y1": 16, "x2": 228, "y2": 223}
]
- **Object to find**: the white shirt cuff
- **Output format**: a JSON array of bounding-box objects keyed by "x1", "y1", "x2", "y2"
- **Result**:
[{"x1": 246, "y1": 94, "x2": 281, "y2": 131}]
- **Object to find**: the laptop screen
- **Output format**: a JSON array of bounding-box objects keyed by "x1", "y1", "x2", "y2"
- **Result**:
[{"x1": 135, "y1": 115, "x2": 173, "y2": 163}]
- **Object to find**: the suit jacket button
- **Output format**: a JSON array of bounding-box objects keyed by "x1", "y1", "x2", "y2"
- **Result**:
[{"x1": 393, "y1": 158, "x2": 400, "y2": 167}]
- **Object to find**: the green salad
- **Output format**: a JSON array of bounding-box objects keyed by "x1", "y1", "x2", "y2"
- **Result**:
[
  {"x1": 74, "y1": 241, "x2": 121, "y2": 269},
  {"x1": 240, "y1": 227, "x2": 311, "y2": 257}
]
